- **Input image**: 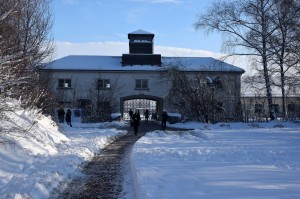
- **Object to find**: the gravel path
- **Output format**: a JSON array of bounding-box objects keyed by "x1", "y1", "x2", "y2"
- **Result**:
[{"x1": 51, "y1": 121, "x2": 174, "y2": 199}]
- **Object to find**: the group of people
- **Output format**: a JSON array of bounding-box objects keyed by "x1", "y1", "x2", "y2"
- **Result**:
[
  {"x1": 128, "y1": 109, "x2": 168, "y2": 136},
  {"x1": 57, "y1": 106, "x2": 168, "y2": 132},
  {"x1": 57, "y1": 106, "x2": 72, "y2": 127}
]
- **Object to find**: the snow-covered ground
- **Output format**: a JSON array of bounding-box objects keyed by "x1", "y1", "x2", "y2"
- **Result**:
[
  {"x1": 1, "y1": 98, "x2": 300, "y2": 198},
  {"x1": 130, "y1": 122, "x2": 300, "y2": 199}
]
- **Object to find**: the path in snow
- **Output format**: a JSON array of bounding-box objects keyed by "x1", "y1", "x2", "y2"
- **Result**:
[{"x1": 51, "y1": 121, "x2": 181, "y2": 199}]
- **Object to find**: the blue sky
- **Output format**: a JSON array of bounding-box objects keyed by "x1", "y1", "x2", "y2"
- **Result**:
[{"x1": 52, "y1": 0, "x2": 223, "y2": 54}]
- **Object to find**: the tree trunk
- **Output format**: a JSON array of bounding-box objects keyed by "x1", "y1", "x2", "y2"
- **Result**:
[
  {"x1": 263, "y1": 60, "x2": 276, "y2": 120},
  {"x1": 280, "y1": 59, "x2": 286, "y2": 119},
  {"x1": 261, "y1": 0, "x2": 275, "y2": 120}
]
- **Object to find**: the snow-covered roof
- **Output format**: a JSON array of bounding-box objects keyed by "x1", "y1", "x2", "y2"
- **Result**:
[
  {"x1": 129, "y1": 29, "x2": 154, "y2": 35},
  {"x1": 43, "y1": 55, "x2": 245, "y2": 73},
  {"x1": 162, "y1": 57, "x2": 245, "y2": 73}
]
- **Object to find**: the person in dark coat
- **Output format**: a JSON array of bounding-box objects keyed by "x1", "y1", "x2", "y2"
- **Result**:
[
  {"x1": 161, "y1": 111, "x2": 168, "y2": 130},
  {"x1": 132, "y1": 110, "x2": 140, "y2": 135},
  {"x1": 57, "y1": 106, "x2": 65, "y2": 123},
  {"x1": 65, "y1": 109, "x2": 72, "y2": 127},
  {"x1": 144, "y1": 109, "x2": 149, "y2": 122},
  {"x1": 129, "y1": 109, "x2": 133, "y2": 120},
  {"x1": 152, "y1": 112, "x2": 157, "y2": 120}
]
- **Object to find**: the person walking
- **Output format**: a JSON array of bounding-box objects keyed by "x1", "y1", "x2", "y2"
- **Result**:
[
  {"x1": 66, "y1": 109, "x2": 72, "y2": 127},
  {"x1": 129, "y1": 109, "x2": 133, "y2": 120},
  {"x1": 132, "y1": 110, "x2": 140, "y2": 135},
  {"x1": 129, "y1": 109, "x2": 134, "y2": 127},
  {"x1": 144, "y1": 109, "x2": 149, "y2": 122},
  {"x1": 161, "y1": 111, "x2": 168, "y2": 130},
  {"x1": 57, "y1": 106, "x2": 65, "y2": 123}
]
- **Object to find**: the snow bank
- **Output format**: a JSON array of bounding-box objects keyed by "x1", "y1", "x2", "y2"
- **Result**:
[
  {"x1": 0, "y1": 98, "x2": 126, "y2": 198},
  {"x1": 1, "y1": 98, "x2": 68, "y2": 155}
]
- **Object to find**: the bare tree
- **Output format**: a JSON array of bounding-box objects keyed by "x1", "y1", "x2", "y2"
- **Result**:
[
  {"x1": 266, "y1": 0, "x2": 300, "y2": 119},
  {"x1": 0, "y1": 0, "x2": 54, "y2": 109},
  {"x1": 160, "y1": 60, "x2": 241, "y2": 123},
  {"x1": 0, "y1": 0, "x2": 21, "y2": 99},
  {"x1": 29, "y1": 70, "x2": 57, "y2": 114},
  {"x1": 242, "y1": 74, "x2": 269, "y2": 121},
  {"x1": 82, "y1": 78, "x2": 122, "y2": 122},
  {"x1": 194, "y1": 0, "x2": 278, "y2": 120},
  {"x1": 162, "y1": 67, "x2": 211, "y2": 122}
]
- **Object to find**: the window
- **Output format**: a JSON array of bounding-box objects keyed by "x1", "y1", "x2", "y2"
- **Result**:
[
  {"x1": 206, "y1": 76, "x2": 222, "y2": 89},
  {"x1": 216, "y1": 102, "x2": 224, "y2": 112},
  {"x1": 58, "y1": 79, "x2": 71, "y2": 88},
  {"x1": 73, "y1": 109, "x2": 81, "y2": 117},
  {"x1": 135, "y1": 79, "x2": 148, "y2": 89},
  {"x1": 214, "y1": 80, "x2": 222, "y2": 89},
  {"x1": 97, "y1": 79, "x2": 111, "y2": 89},
  {"x1": 255, "y1": 104, "x2": 263, "y2": 113},
  {"x1": 247, "y1": 105, "x2": 252, "y2": 110},
  {"x1": 272, "y1": 104, "x2": 279, "y2": 113},
  {"x1": 288, "y1": 104, "x2": 295, "y2": 112}
]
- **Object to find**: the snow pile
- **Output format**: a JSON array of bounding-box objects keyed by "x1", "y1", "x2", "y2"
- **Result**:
[
  {"x1": 167, "y1": 112, "x2": 182, "y2": 118},
  {"x1": 130, "y1": 121, "x2": 300, "y2": 199},
  {"x1": 0, "y1": 98, "x2": 68, "y2": 155},
  {"x1": 0, "y1": 98, "x2": 127, "y2": 198},
  {"x1": 111, "y1": 112, "x2": 122, "y2": 120}
]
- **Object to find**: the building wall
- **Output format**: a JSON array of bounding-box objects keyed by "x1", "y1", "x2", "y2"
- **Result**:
[
  {"x1": 50, "y1": 70, "x2": 169, "y2": 111},
  {"x1": 201, "y1": 72, "x2": 243, "y2": 120},
  {"x1": 47, "y1": 69, "x2": 243, "y2": 121},
  {"x1": 241, "y1": 96, "x2": 300, "y2": 120}
]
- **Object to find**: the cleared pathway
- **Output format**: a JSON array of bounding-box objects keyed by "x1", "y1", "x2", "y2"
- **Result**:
[{"x1": 51, "y1": 121, "x2": 179, "y2": 199}]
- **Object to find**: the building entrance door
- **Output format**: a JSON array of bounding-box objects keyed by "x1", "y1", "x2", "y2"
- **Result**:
[{"x1": 123, "y1": 99, "x2": 157, "y2": 120}]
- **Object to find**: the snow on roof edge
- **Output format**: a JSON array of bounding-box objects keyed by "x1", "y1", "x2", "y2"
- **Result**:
[
  {"x1": 129, "y1": 29, "x2": 154, "y2": 35},
  {"x1": 43, "y1": 55, "x2": 245, "y2": 73}
]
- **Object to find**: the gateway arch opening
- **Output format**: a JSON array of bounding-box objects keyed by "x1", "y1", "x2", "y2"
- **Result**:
[{"x1": 123, "y1": 99, "x2": 157, "y2": 120}]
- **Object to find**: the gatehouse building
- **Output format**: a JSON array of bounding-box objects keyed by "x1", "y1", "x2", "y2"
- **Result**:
[{"x1": 42, "y1": 30, "x2": 245, "y2": 122}]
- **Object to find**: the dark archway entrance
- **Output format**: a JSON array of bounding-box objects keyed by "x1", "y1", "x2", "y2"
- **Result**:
[{"x1": 120, "y1": 95, "x2": 163, "y2": 120}]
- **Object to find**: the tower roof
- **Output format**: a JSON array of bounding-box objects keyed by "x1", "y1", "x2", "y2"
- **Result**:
[{"x1": 128, "y1": 29, "x2": 154, "y2": 35}]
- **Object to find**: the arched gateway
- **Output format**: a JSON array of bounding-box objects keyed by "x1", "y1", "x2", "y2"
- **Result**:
[{"x1": 120, "y1": 95, "x2": 163, "y2": 120}]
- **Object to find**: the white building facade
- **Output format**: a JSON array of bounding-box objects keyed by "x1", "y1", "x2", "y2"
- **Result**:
[{"x1": 42, "y1": 30, "x2": 245, "y2": 122}]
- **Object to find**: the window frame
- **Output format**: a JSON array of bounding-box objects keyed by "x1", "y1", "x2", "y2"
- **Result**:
[
  {"x1": 58, "y1": 78, "x2": 72, "y2": 89},
  {"x1": 97, "y1": 79, "x2": 111, "y2": 90},
  {"x1": 255, "y1": 103, "x2": 264, "y2": 113},
  {"x1": 287, "y1": 104, "x2": 296, "y2": 112},
  {"x1": 215, "y1": 102, "x2": 224, "y2": 112},
  {"x1": 135, "y1": 79, "x2": 149, "y2": 90},
  {"x1": 272, "y1": 104, "x2": 279, "y2": 113}
]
